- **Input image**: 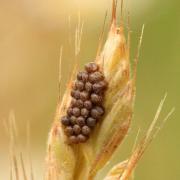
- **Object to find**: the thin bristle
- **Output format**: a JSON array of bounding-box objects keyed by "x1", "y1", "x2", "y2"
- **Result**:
[
  {"x1": 68, "y1": 15, "x2": 72, "y2": 48},
  {"x1": 96, "y1": 10, "x2": 108, "y2": 59},
  {"x1": 29, "y1": 147, "x2": 34, "y2": 180},
  {"x1": 75, "y1": 13, "x2": 84, "y2": 57},
  {"x1": 145, "y1": 93, "x2": 167, "y2": 142},
  {"x1": 127, "y1": 11, "x2": 131, "y2": 61},
  {"x1": 26, "y1": 121, "x2": 34, "y2": 180},
  {"x1": 6, "y1": 111, "x2": 20, "y2": 180},
  {"x1": 132, "y1": 24, "x2": 145, "y2": 96},
  {"x1": 58, "y1": 46, "x2": 63, "y2": 101},
  {"x1": 119, "y1": 94, "x2": 174, "y2": 180},
  {"x1": 9, "y1": 111, "x2": 18, "y2": 146},
  {"x1": 152, "y1": 107, "x2": 175, "y2": 139},
  {"x1": 10, "y1": 154, "x2": 13, "y2": 180},
  {"x1": 131, "y1": 128, "x2": 141, "y2": 153},
  {"x1": 120, "y1": 0, "x2": 124, "y2": 26},
  {"x1": 4, "y1": 114, "x2": 13, "y2": 180},
  {"x1": 46, "y1": 145, "x2": 52, "y2": 180},
  {"x1": 13, "y1": 154, "x2": 19, "y2": 180},
  {"x1": 111, "y1": 0, "x2": 117, "y2": 24},
  {"x1": 56, "y1": 14, "x2": 84, "y2": 116},
  {"x1": 20, "y1": 153, "x2": 28, "y2": 180}
]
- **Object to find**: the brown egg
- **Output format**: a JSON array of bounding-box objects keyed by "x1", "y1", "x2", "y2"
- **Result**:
[
  {"x1": 85, "y1": 82, "x2": 93, "y2": 92},
  {"x1": 70, "y1": 98, "x2": 77, "y2": 107},
  {"x1": 75, "y1": 99, "x2": 84, "y2": 108},
  {"x1": 70, "y1": 116, "x2": 77, "y2": 125},
  {"x1": 92, "y1": 81, "x2": 107, "y2": 94},
  {"x1": 81, "y1": 108, "x2": 90, "y2": 118},
  {"x1": 84, "y1": 100, "x2": 92, "y2": 110},
  {"x1": 86, "y1": 117, "x2": 97, "y2": 127},
  {"x1": 67, "y1": 107, "x2": 73, "y2": 116},
  {"x1": 80, "y1": 91, "x2": 89, "y2": 101},
  {"x1": 75, "y1": 81, "x2": 84, "y2": 91},
  {"x1": 95, "y1": 106, "x2": 104, "y2": 116},
  {"x1": 89, "y1": 72, "x2": 104, "y2": 83},
  {"x1": 69, "y1": 135, "x2": 78, "y2": 144},
  {"x1": 82, "y1": 126, "x2": 91, "y2": 136},
  {"x1": 85, "y1": 62, "x2": 99, "y2": 73},
  {"x1": 65, "y1": 126, "x2": 74, "y2": 136},
  {"x1": 91, "y1": 108, "x2": 101, "y2": 119},
  {"x1": 76, "y1": 116, "x2": 86, "y2": 126},
  {"x1": 77, "y1": 71, "x2": 83, "y2": 80},
  {"x1": 72, "y1": 107, "x2": 81, "y2": 117},
  {"x1": 91, "y1": 93, "x2": 103, "y2": 104},
  {"x1": 61, "y1": 116, "x2": 70, "y2": 126},
  {"x1": 71, "y1": 90, "x2": 81, "y2": 99},
  {"x1": 77, "y1": 134, "x2": 87, "y2": 143},
  {"x1": 81, "y1": 72, "x2": 89, "y2": 82},
  {"x1": 77, "y1": 71, "x2": 89, "y2": 82},
  {"x1": 73, "y1": 124, "x2": 81, "y2": 135}
]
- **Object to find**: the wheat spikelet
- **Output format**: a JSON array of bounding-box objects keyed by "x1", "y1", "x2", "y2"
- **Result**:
[
  {"x1": 45, "y1": 1, "x2": 174, "y2": 180},
  {"x1": 3, "y1": 1, "x2": 174, "y2": 180},
  {"x1": 46, "y1": 1, "x2": 134, "y2": 179}
]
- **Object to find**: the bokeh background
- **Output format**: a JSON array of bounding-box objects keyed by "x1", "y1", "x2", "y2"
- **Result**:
[{"x1": 0, "y1": 0, "x2": 179, "y2": 179}]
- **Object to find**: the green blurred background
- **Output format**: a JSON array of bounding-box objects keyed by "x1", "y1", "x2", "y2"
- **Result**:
[{"x1": 0, "y1": 0, "x2": 179, "y2": 179}]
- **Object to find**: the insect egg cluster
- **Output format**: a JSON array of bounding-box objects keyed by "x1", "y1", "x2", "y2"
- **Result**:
[{"x1": 61, "y1": 62, "x2": 107, "y2": 144}]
